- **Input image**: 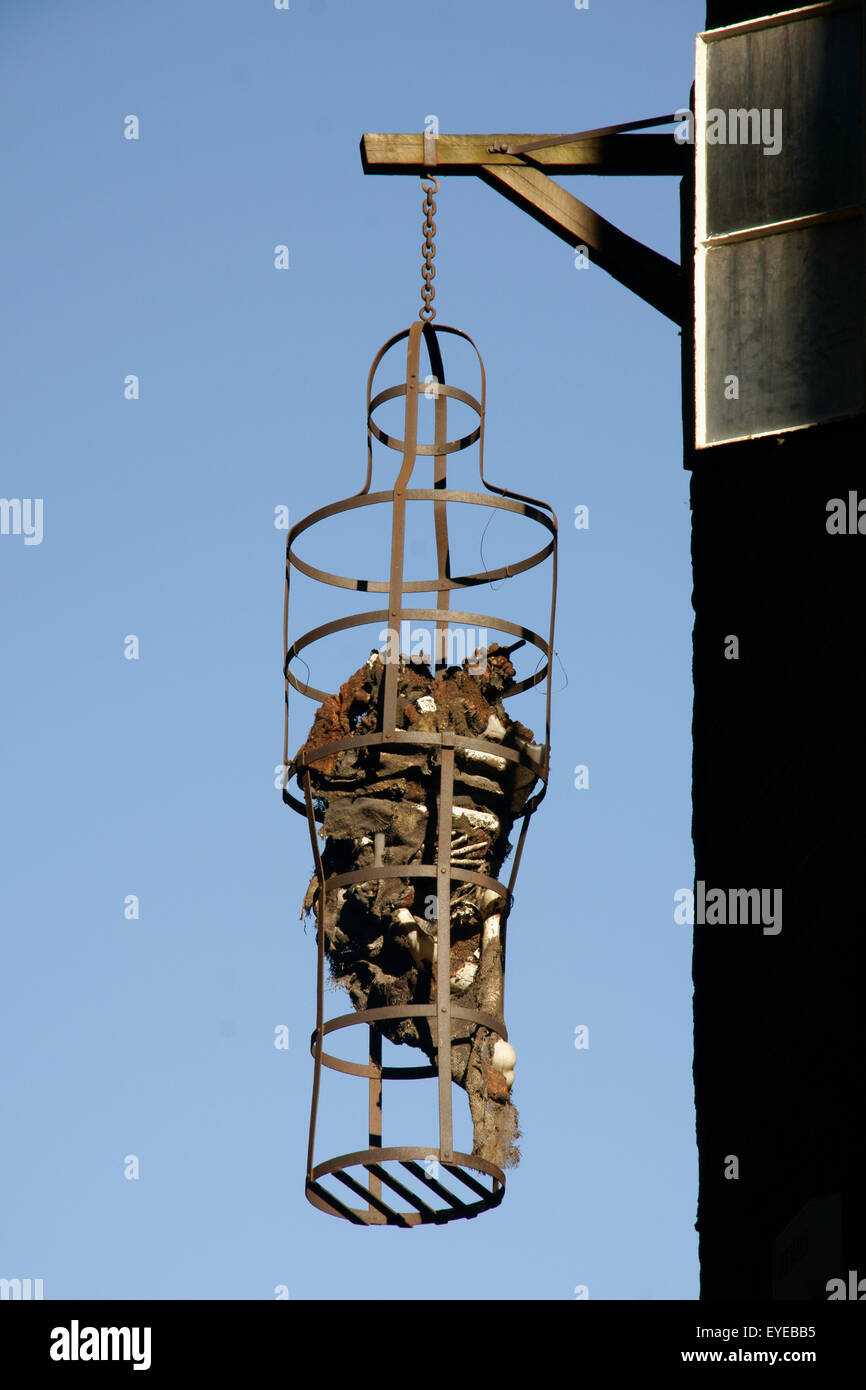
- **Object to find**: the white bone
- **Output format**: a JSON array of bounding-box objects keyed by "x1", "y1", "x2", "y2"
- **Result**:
[
  {"x1": 464, "y1": 748, "x2": 507, "y2": 771},
  {"x1": 406, "y1": 927, "x2": 436, "y2": 967},
  {"x1": 483, "y1": 914, "x2": 501, "y2": 945},
  {"x1": 452, "y1": 961, "x2": 478, "y2": 991},
  {"x1": 491, "y1": 1040, "x2": 516, "y2": 1073},
  {"x1": 483, "y1": 714, "x2": 507, "y2": 741},
  {"x1": 453, "y1": 806, "x2": 500, "y2": 834}
]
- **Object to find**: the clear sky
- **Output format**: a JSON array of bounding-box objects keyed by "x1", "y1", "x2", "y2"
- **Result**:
[{"x1": 1, "y1": 0, "x2": 703, "y2": 1299}]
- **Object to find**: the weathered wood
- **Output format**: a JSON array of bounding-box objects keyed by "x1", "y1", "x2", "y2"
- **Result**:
[
  {"x1": 360, "y1": 132, "x2": 686, "y2": 176},
  {"x1": 479, "y1": 164, "x2": 684, "y2": 324}
]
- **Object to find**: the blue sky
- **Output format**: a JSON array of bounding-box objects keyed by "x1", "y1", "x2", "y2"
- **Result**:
[{"x1": 1, "y1": 0, "x2": 702, "y2": 1299}]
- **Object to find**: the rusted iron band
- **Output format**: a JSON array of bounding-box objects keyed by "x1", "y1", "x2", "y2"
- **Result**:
[
  {"x1": 285, "y1": 605, "x2": 551, "y2": 705},
  {"x1": 311, "y1": 1145, "x2": 504, "y2": 1184},
  {"x1": 287, "y1": 487, "x2": 554, "y2": 593}
]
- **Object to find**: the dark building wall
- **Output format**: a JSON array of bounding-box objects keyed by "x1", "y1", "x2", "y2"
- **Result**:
[
  {"x1": 690, "y1": 425, "x2": 866, "y2": 1298},
  {"x1": 690, "y1": 0, "x2": 866, "y2": 1301}
]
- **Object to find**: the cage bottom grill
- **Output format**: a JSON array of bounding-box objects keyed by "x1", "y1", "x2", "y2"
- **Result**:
[{"x1": 306, "y1": 1147, "x2": 505, "y2": 1226}]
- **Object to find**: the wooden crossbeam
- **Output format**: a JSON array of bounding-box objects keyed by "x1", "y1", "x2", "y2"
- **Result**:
[{"x1": 361, "y1": 132, "x2": 686, "y2": 176}]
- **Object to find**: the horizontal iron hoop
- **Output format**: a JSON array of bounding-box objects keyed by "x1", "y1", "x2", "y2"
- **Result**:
[
  {"x1": 287, "y1": 489, "x2": 555, "y2": 595},
  {"x1": 369, "y1": 379, "x2": 482, "y2": 456},
  {"x1": 315, "y1": 1055, "x2": 437, "y2": 1080},
  {"x1": 322, "y1": 1001, "x2": 508, "y2": 1036},
  {"x1": 293, "y1": 725, "x2": 547, "y2": 770},
  {"x1": 312, "y1": 1146, "x2": 504, "y2": 1185},
  {"x1": 281, "y1": 737, "x2": 548, "y2": 817},
  {"x1": 286, "y1": 605, "x2": 551, "y2": 704},
  {"x1": 370, "y1": 423, "x2": 480, "y2": 457},
  {"x1": 322, "y1": 862, "x2": 510, "y2": 899},
  {"x1": 311, "y1": 1003, "x2": 508, "y2": 1078}
]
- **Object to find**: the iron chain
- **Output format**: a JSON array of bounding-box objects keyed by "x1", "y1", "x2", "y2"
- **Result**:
[{"x1": 420, "y1": 177, "x2": 438, "y2": 321}]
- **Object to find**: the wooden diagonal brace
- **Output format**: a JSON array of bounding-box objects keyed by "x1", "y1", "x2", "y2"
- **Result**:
[{"x1": 479, "y1": 164, "x2": 683, "y2": 325}]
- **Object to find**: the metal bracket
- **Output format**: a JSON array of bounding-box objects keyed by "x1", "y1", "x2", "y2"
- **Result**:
[{"x1": 360, "y1": 117, "x2": 688, "y2": 325}]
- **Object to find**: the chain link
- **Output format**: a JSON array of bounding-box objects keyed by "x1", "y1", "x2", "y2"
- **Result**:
[{"x1": 419, "y1": 177, "x2": 438, "y2": 321}]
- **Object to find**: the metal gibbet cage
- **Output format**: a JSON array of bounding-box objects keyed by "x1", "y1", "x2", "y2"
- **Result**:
[{"x1": 282, "y1": 319, "x2": 557, "y2": 1224}]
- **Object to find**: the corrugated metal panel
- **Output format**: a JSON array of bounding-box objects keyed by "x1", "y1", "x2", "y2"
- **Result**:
[{"x1": 695, "y1": 2, "x2": 865, "y2": 447}]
